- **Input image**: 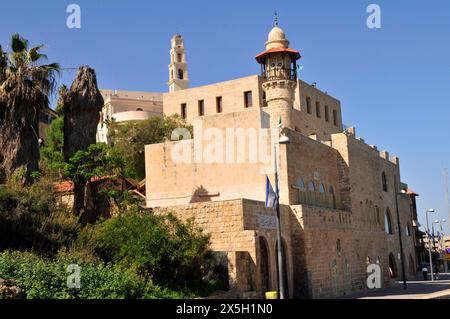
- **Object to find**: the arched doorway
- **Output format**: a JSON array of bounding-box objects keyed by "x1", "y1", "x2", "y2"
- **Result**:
[
  {"x1": 388, "y1": 253, "x2": 397, "y2": 279},
  {"x1": 259, "y1": 236, "x2": 271, "y2": 293},
  {"x1": 275, "y1": 239, "x2": 289, "y2": 297}
]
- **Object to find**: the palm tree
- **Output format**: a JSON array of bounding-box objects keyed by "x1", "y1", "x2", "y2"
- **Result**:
[{"x1": 0, "y1": 34, "x2": 60, "y2": 184}]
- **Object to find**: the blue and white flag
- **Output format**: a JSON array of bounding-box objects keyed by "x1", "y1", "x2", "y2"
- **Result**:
[{"x1": 265, "y1": 175, "x2": 278, "y2": 208}]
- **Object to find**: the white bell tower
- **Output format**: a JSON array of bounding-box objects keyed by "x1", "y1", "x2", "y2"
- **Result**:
[{"x1": 168, "y1": 34, "x2": 189, "y2": 92}]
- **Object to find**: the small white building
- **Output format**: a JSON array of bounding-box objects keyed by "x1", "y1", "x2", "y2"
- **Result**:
[{"x1": 96, "y1": 89, "x2": 163, "y2": 143}]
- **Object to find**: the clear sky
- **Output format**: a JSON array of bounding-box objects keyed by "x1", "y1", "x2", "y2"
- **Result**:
[{"x1": 1, "y1": 0, "x2": 449, "y2": 232}]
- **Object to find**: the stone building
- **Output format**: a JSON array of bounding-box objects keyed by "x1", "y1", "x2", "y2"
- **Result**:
[{"x1": 105, "y1": 24, "x2": 419, "y2": 298}]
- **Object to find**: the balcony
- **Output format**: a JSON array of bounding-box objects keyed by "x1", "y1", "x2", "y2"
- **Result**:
[{"x1": 262, "y1": 67, "x2": 297, "y2": 82}]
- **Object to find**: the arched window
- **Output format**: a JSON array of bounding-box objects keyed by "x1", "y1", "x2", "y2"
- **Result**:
[
  {"x1": 382, "y1": 172, "x2": 388, "y2": 192},
  {"x1": 388, "y1": 253, "x2": 397, "y2": 278},
  {"x1": 308, "y1": 181, "x2": 315, "y2": 192},
  {"x1": 178, "y1": 69, "x2": 184, "y2": 80},
  {"x1": 385, "y1": 209, "x2": 393, "y2": 234},
  {"x1": 329, "y1": 186, "x2": 336, "y2": 209},
  {"x1": 296, "y1": 179, "x2": 305, "y2": 189},
  {"x1": 336, "y1": 239, "x2": 341, "y2": 253},
  {"x1": 259, "y1": 237, "x2": 271, "y2": 292},
  {"x1": 406, "y1": 222, "x2": 411, "y2": 237},
  {"x1": 319, "y1": 184, "x2": 325, "y2": 193}
]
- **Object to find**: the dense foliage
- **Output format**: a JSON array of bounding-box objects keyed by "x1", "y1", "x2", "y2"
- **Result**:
[
  {"x1": 80, "y1": 212, "x2": 210, "y2": 290},
  {"x1": 108, "y1": 115, "x2": 192, "y2": 179},
  {"x1": 0, "y1": 177, "x2": 212, "y2": 298},
  {"x1": 0, "y1": 180, "x2": 79, "y2": 256},
  {"x1": 0, "y1": 251, "x2": 186, "y2": 299}
]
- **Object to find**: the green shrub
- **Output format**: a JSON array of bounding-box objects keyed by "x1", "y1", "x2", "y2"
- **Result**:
[
  {"x1": 0, "y1": 251, "x2": 185, "y2": 299},
  {"x1": 79, "y1": 211, "x2": 210, "y2": 290},
  {"x1": 0, "y1": 180, "x2": 79, "y2": 256}
]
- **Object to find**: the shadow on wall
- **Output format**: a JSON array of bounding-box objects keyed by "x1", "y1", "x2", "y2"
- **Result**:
[{"x1": 189, "y1": 185, "x2": 213, "y2": 204}]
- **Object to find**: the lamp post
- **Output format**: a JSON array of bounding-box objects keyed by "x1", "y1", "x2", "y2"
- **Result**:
[
  {"x1": 394, "y1": 179, "x2": 407, "y2": 289},
  {"x1": 426, "y1": 209, "x2": 435, "y2": 281},
  {"x1": 273, "y1": 131, "x2": 290, "y2": 299},
  {"x1": 434, "y1": 219, "x2": 447, "y2": 273}
]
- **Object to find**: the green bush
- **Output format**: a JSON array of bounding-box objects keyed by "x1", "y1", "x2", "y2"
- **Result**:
[
  {"x1": 0, "y1": 251, "x2": 186, "y2": 299},
  {"x1": 0, "y1": 180, "x2": 79, "y2": 256},
  {"x1": 79, "y1": 211, "x2": 210, "y2": 290}
]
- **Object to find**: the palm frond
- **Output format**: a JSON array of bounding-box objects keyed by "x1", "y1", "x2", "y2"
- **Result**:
[
  {"x1": 28, "y1": 44, "x2": 47, "y2": 63},
  {"x1": 10, "y1": 33, "x2": 28, "y2": 53}
]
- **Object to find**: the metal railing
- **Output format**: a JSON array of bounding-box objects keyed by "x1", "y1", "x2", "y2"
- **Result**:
[{"x1": 262, "y1": 67, "x2": 297, "y2": 82}]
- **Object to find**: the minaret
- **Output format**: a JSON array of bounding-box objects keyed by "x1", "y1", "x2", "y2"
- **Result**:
[
  {"x1": 168, "y1": 34, "x2": 189, "y2": 93},
  {"x1": 255, "y1": 20, "x2": 300, "y2": 128}
]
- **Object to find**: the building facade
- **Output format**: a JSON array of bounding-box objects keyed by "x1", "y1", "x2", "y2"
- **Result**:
[
  {"x1": 96, "y1": 89, "x2": 163, "y2": 143},
  {"x1": 107, "y1": 24, "x2": 418, "y2": 299}
]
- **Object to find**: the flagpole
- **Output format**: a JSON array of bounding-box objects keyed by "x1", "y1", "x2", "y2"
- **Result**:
[{"x1": 273, "y1": 142, "x2": 286, "y2": 299}]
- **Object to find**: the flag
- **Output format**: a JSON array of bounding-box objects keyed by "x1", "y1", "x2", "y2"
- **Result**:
[{"x1": 265, "y1": 175, "x2": 278, "y2": 208}]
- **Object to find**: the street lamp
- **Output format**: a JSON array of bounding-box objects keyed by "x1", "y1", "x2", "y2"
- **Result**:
[
  {"x1": 434, "y1": 218, "x2": 447, "y2": 273},
  {"x1": 426, "y1": 209, "x2": 435, "y2": 281},
  {"x1": 394, "y1": 179, "x2": 407, "y2": 289},
  {"x1": 273, "y1": 131, "x2": 290, "y2": 299}
]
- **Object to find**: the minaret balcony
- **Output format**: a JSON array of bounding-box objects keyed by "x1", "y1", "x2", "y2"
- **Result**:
[{"x1": 261, "y1": 67, "x2": 297, "y2": 82}]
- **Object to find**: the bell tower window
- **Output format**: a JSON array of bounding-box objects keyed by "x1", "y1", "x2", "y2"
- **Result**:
[{"x1": 178, "y1": 69, "x2": 184, "y2": 80}]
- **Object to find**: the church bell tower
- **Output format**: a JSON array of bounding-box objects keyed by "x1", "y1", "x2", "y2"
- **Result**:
[{"x1": 168, "y1": 34, "x2": 189, "y2": 93}]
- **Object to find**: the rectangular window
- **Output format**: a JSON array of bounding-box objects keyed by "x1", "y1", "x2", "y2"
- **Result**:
[
  {"x1": 316, "y1": 102, "x2": 321, "y2": 118},
  {"x1": 333, "y1": 110, "x2": 338, "y2": 126},
  {"x1": 325, "y1": 105, "x2": 329, "y2": 122},
  {"x1": 306, "y1": 97, "x2": 311, "y2": 114},
  {"x1": 198, "y1": 100, "x2": 205, "y2": 116},
  {"x1": 244, "y1": 91, "x2": 253, "y2": 108},
  {"x1": 181, "y1": 103, "x2": 187, "y2": 119},
  {"x1": 216, "y1": 96, "x2": 223, "y2": 113}
]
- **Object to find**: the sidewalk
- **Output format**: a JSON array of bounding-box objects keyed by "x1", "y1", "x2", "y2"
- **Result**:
[{"x1": 341, "y1": 273, "x2": 450, "y2": 299}]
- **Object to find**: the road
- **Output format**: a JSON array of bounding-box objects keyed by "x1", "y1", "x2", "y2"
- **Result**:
[{"x1": 341, "y1": 273, "x2": 450, "y2": 299}]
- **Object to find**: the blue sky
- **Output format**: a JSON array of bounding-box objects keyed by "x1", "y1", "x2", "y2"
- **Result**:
[{"x1": 1, "y1": 0, "x2": 449, "y2": 231}]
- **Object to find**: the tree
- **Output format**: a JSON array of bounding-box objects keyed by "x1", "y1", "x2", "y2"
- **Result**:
[
  {"x1": 64, "y1": 143, "x2": 127, "y2": 218},
  {"x1": 40, "y1": 85, "x2": 67, "y2": 178},
  {"x1": 108, "y1": 115, "x2": 192, "y2": 179},
  {"x1": 40, "y1": 116, "x2": 64, "y2": 176},
  {"x1": 0, "y1": 34, "x2": 60, "y2": 184},
  {"x1": 63, "y1": 66, "x2": 103, "y2": 214}
]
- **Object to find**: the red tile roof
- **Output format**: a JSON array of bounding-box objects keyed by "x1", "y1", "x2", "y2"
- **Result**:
[{"x1": 255, "y1": 47, "x2": 301, "y2": 63}]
